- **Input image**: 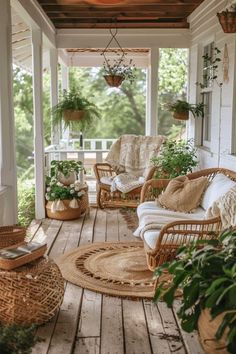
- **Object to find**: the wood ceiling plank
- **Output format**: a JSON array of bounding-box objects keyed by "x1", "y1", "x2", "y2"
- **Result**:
[
  {"x1": 39, "y1": 0, "x2": 201, "y2": 5},
  {"x1": 49, "y1": 12, "x2": 188, "y2": 19},
  {"x1": 55, "y1": 21, "x2": 189, "y2": 28}
]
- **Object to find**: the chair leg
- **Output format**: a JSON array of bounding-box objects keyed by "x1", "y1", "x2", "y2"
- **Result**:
[{"x1": 97, "y1": 186, "x2": 104, "y2": 209}]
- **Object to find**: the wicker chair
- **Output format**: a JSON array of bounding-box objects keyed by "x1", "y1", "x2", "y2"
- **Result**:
[
  {"x1": 94, "y1": 163, "x2": 156, "y2": 208},
  {"x1": 139, "y1": 168, "x2": 236, "y2": 271}
]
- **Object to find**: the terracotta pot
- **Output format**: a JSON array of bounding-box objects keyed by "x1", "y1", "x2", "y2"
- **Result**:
[
  {"x1": 57, "y1": 171, "x2": 77, "y2": 186},
  {"x1": 104, "y1": 75, "x2": 124, "y2": 87},
  {"x1": 173, "y1": 111, "x2": 189, "y2": 120},
  {"x1": 217, "y1": 11, "x2": 236, "y2": 33},
  {"x1": 198, "y1": 309, "x2": 229, "y2": 354},
  {"x1": 63, "y1": 110, "x2": 85, "y2": 121}
]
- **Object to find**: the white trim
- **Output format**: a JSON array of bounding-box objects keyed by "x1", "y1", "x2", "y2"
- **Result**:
[{"x1": 50, "y1": 47, "x2": 59, "y2": 145}]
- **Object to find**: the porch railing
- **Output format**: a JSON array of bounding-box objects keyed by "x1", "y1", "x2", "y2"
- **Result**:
[{"x1": 45, "y1": 138, "x2": 115, "y2": 179}]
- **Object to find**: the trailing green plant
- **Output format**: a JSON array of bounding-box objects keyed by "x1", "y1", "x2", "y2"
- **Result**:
[
  {"x1": 45, "y1": 176, "x2": 86, "y2": 201},
  {"x1": 18, "y1": 183, "x2": 35, "y2": 227},
  {"x1": 154, "y1": 229, "x2": 236, "y2": 354},
  {"x1": 52, "y1": 88, "x2": 100, "y2": 130},
  {"x1": 196, "y1": 46, "x2": 222, "y2": 89},
  {"x1": 167, "y1": 100, "x2": 204, "y2": 118},
  {"x1": 0, "y1": 324, "x2": 42, "y2": 354},
  {"x1": 49, "y1": 160, "x2": 84, "y2": 179},
  {"x1": 151, "y1": 139, "x2": 198, "y2": 178},
  {"x1": 102, "y1": 57, "x2": 136, "y2": 84}
]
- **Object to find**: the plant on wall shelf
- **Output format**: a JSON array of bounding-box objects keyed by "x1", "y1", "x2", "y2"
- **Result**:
[
  {"x1": 167, "y1": 100, "x2": 204, "y2": 120},
  {"x1": 52, "y1": 89, "x2": 100, "y2": 130}
]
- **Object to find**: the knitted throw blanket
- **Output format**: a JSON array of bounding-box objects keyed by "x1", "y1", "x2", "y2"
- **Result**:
[
  {"x1": 205, "y1": 186, "x2": 236, "y2": 228},
  {"x1": 106, "y1": 135, "x2": 165, "y2": 177}
]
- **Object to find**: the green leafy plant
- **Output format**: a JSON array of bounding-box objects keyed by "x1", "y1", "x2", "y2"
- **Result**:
[
  {"x1": 18, "y1": 183, "x2": 35, "y2": 227},
  {"x1": 154, "y1": 229, "x2": 236, "y2": 354},
  {"x1": 151, "y1": 139, "x2": 198, "y2": 178},
  {"x1": 45, "y1": 177, "x2": 86, "y2": 201},
  {"x1": 0, "y1": 324, "x2": 41, "y2": 354},
  {"x1": 102, "y1": 57, "x2": 136, "y2": 84},
  {"x1": 196, "y1": 46, "x2": 222, "y2": 89},
  {"x1": 49, "y1": 160, "x2": 84, "y2": 179},
  {"x1": 167, "y1": 100, "x2": 204, "y2": 118},
  {"x1": 52, "y1": 88, "x2": 100, "y2": 130}
]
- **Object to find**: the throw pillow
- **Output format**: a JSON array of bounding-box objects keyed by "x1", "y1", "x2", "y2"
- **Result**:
[
  {"x1": 201, "y1": 173, "x2": 236, "y2": 210},
  {"x1": 159, "y1": 175, "x2": 208, "y2": 213}
]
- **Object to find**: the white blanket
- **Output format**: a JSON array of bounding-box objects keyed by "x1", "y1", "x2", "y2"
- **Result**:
[
  {"x1": 106, "y1": 135, "x2": 165, "y2": 177},
  {"x1": 110, "y1": 173, "x2": 145, "y2": 193}
]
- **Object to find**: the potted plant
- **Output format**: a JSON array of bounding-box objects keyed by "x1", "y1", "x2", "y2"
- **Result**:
[
  {"x1": 217, "y1": 3, "x2": 236, "y2": 33},
  {"x1": 167, "y1": 100, "x2": 204, "y2": 120},
  {"x1": 102, "y1": 57, "x2": 136, "y2": 87},
  {"x1": 154, "y1": 229, "x2": 236, "y2": 354},
  {"x1": 52, "y1": 89, "x2": 100, "y2": 130},
  {"x1": 50, "y1": 160, "x2": 85, "y2": 186},
  {"x1": 151, "y1": 139, "x2": 198, "y2": 179}
]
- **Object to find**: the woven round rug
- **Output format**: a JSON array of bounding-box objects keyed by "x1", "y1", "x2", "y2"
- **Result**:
[{"x1": 55, "y1": 242, "x2": 154, "y2": 299}]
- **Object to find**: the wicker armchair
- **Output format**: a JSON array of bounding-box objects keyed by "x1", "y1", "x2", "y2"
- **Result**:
[
  {"x1": 94, "y1": 163, "x2": 156, "y2": 208},
  {"x1": 139, "y1": 168, "x2": 236, "y2": 271}
]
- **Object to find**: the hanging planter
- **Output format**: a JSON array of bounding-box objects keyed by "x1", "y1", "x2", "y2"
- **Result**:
[
  {"x1": 173, "y1": 112, "x2": 189, "y2": 121},
  {"x1": 167, "y1": 100, "x2": 204, "y2": 121},
  {"x1": 217, "y1": 10, "x2": 236, "y2": 33},
  {"x1": 104, "y1": 75, "x2": 124, "y2": 87},
  {"x1": 63, "y1": 109, "x2": 85, "y2": 121}
]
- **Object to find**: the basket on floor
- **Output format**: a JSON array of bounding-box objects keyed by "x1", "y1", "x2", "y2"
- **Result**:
[
  {"x1": 0, "y1": 226, "x2": 26, "y2": 249},
  {"x1": 0, "y1": 257, "x2": 64, "y2": 325}
]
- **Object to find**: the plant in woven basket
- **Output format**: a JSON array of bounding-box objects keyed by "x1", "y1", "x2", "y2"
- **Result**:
[
  {"x1": 153, "y1": 229, "x2": 236, "y2": 354},
  {"x1": 45, "y1": 177, "x2": 85, "y2": 201},
  {"x1": 50, "y1": 160, "x2": 84, "y2": 179},
  {"x1": 52, "y1": 88, "x2": 100, "y2": 130},
  {"x1": 102, "y1": 56, "x2": 136, "y2": 87},
  {"x1": 167, "y1": 100, "x2": 204, "y2": 120},
  {"x1": 0, "y1": 324, "x2": 42, "y2": 354},
  {"x1": 217, "y1": 3, "x2": 236, "y2": 33},
  {"x1": 151, "y1": 139, "x2": 198, "y2": 179}
]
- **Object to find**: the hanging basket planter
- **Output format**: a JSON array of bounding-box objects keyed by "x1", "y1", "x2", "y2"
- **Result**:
[
  {"x1": 63, "y1": 109, "x2": 85, "y2": 121},
  {"x1": 173, "y1": 112, "x2": 189, "y2": 121},
  {"x1": 217, "y1": 11, "x2": 236, "y2": 33},
  {"x1": 104, "y1": 75, "x2": 124, "y2": 87}
]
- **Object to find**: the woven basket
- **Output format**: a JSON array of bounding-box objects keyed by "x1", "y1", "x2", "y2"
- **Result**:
[
  {"x1": 0, "y1": 257, "x2": 64, "y2": 325},
  {"x1": 63, "y1": 110, "x2": 85, "y2": 121},
  {"x1": 217, "y1": 11, "x2": 236, "y2": 33},
  {"x1": 0, "y1": 226, "x2": 26, "y2": 249},
  {"x1": 46, "y1": 188, "x2": 89, "y2": 220},
  {"x1": 173, "y1": 112, "x2": 189, "y2": 120},
  {"x1": 104, "y1": 75, "x2": 124, "y2": 87},
  {"x1": 198, "y1": 309, "x2": 229, "y2": 354}
]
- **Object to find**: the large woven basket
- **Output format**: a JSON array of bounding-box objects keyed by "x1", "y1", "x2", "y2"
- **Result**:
[
  {"x1": 63, "y1": 109, "x2": 85, "y2": 121},
  {"x1": 0, "y1": 257, "x2": 64, "y2": 325},
  {"x1": 104, "y1": 75, "x2": 124, "y2": 87},
  {"x1": 46, "y1": 189, "x2": 89, "y2": 220},
  {"x1": 173, "y1": 111, "x2": 189, "y2": 120},
  {"x1": 198, "y1": 309, "x2": 229, "y2": 354},
  {"x1": 217, "y1": 11, "x2": 236, "y2": 33},
  {"x1": 0, "y1": 226, "x2": 26, "y2": 249}
]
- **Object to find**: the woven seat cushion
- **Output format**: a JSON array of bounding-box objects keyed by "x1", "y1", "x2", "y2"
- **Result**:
[{"x1": 158, "y1": 175, "x2": 208, "y2": 213}]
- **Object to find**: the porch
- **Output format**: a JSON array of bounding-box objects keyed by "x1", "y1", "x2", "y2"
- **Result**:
[{"x1": 29, "y1": 208, "x2": 203, "y2": 354}]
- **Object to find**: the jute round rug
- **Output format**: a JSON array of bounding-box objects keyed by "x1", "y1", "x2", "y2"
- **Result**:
[{"x1": 55, "y1": 242, "x2": 155, "y2": 299}]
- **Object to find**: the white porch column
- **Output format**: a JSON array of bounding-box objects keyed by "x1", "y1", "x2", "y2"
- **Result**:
[
  {"x1": 61, "y1": 65, "x2": 70, "y2": 145},
  {"x1": 50, "y1": 47, "x2": 60, "y2": 145},
  {"x1": 146, "y1": 47, "x2": 159, "y2": 136},
  {"x1": 31, "y1": 28, "x2": 45, "y2": 219},
  {"x1": 0, "y1": 0, "x2": 17, "y2": 224}
]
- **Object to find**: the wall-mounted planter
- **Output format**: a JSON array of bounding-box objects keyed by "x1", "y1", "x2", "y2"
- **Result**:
[{"x1": 217, "y1": 11, "x2": 236, "y2": 33}]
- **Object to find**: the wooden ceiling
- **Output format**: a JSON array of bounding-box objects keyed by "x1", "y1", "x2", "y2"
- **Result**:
[{"x1": 37, "y1": 0, "x2": 205, "y2": 29}]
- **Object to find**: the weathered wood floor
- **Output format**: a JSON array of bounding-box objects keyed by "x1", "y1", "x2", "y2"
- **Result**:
[{"x1": 29, "y1": 208, "x2": 204, "y2": 354}]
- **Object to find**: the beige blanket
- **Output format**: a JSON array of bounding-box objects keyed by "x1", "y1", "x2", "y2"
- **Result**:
[
  {"x1": 106, "y1": 135, "x2": 165, "y2": 177},
  {"x1": 206, "y1": 186, "x2": 236, "y2": 228}
]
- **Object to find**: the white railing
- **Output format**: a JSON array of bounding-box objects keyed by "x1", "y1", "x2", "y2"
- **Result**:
[{"x1": 45, "y1": 138, "x2": 116, "y2": 179}]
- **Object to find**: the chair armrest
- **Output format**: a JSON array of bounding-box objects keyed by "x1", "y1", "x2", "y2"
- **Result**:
[
  {"x1": 93, "y1": 163, "x2": 116, "y2": 182},
  {"x1": 143, "y1": 216, "x2": 222, "y2": 255},
  {"x1": 140, "y1": 178, "x2": 170, "y2": 203}
]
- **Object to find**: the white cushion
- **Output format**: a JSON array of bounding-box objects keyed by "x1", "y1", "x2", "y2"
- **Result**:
[
  {"x1": 201, "y1": 173, "x2": 236, "y2": 210},
  {"x1": 100, "y1": 176, "x2": 113, "y2": 185}
]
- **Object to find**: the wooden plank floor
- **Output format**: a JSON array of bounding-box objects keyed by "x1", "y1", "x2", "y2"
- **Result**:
[{"x1": 30, "y1": 208, "x2": 204, "y2": 354}]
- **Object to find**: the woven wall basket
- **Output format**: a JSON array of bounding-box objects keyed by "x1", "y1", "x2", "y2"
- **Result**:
[
  {"x1": 173, "y1": 112, "x2": 189, "y2": 120},
  {"x1": 63, "y1": 109, "x2": 85, "y2": 121},
  {"x1": 0, "y1": 226, "x2": 26, "y2": 249},
  {"x1": 46, "y1": 193, "x2": 89, "y2": 221},
  {"x1": 0, "y1": 257, "x2": 64, "y2": 325},
  {"x1": 217, "y1": 11, "x2": 236, "y2": 33},
  {"x1": 198, "y1": 309, "x2": 229, "y2": 354},
  {"x1": 104, "y1": 75, "x2": 124, "y2": 87}
]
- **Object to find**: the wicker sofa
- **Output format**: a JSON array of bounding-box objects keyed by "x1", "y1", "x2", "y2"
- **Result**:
[{"x1": 135, "y1": 168, "x2": 236, "y2": 271}]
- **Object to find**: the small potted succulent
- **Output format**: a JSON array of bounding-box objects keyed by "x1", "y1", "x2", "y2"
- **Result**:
[
  {"x1": 217, "y1": 3, "x2": 236, "y2": 33},
  {"x1": 167, "y1": 100, "x2": 204, "y2": 120},
  {"x1": 52, "y1": 88, "x2": 100, "y2": 130},
  {"x1": 102, "y1": 56, "x2": 136, "y2": 87}
]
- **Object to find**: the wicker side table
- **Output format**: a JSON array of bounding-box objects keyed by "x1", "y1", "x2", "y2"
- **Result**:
[{"x1": 0, "y1": 257, "x2": 64, "y2": 325}]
